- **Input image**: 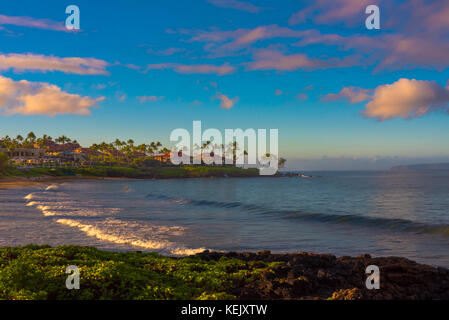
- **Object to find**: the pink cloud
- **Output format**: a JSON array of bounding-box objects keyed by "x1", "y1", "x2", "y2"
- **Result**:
[
  {"x1": 206, "y1": 0, "x2": 267, "y2": 13},
  {"x1": 146, "y1": 47, "x2": 185, "y2": 56},
  {"x1": 231, "y1": 25, "x2": 309, "y2": 47},
  {"x1": 292, "y1": 29, "x2": 449, "y2": 71},
  {"x1": 0, "y1": 14, "x2": 67, "y2": 31},
  {"x1": 215, "y1": 93, "x2": 238, "y2": 109},
  {"x1": 0, "y1": 76, "x2": 104, "y2": 117},
  {"x1": 246, "y1": 49, "x2": 357, "y2": 71},
  {"x1": 186, "y1": 25, "x2": 310, "y2": 54},
  {"x1": 296, "y1": 93, "x2": 308, "y2": 101},
  {"x1": 145, "y1": 63, "x2": 235, "y2": 75},
  {"x1": 186, "y1": 29, "x2": 245, "y2": 43},
  {"x1": 137, "y1": 95, "x2": 164, "y2": 103},
  {"x1": 289, "y1": 0, "x2": 373, "y2": 25},
  {"x1": 378, "y1": 36, "x2": 449, "y2": 71},
  {"x1": 246, "y1": 50, "x2": 323, "y2": 71},
  {"x1": 0, "y1": 53, "x2": 109, "y2": 75},
  {"x1": 323, "y1": 87, "x2": 372, "y2": 103},
  {"x1": 397, "y1": 0, "x2": 449, "y2": 33}
]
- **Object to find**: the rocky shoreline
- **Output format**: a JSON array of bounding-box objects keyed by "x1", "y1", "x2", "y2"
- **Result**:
[
  {"x1": 195, "y1": 250, "x2": 449, "y2": 300},
  {"x1": 1, "y1": 245, "x2": 448, "y2": 300}
]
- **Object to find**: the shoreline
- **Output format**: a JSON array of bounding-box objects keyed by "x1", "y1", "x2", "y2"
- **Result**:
[
  {"x1": 1, "y1": 245, "x2": 448, "y2": 300},
  {"x1": 0, "y1": 175, "x2": 135, "y2": 190},
  {"x1": 0, "y1": 165, "x2": 265, "y2": 189}
]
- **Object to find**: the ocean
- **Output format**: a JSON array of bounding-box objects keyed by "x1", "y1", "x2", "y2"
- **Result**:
[{"x1": 1, "y1": 171, "x2": 449, "y2": 267}]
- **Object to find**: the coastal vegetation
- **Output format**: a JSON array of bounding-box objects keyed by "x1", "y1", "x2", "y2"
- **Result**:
[
  {"x1": 0, "y1": 165, "x2": 260, "y2": 179},
  {"x1": 0, "y1": 245, "x2": 275, "y2": 300},
  {"x1": 1, "y1": 245, "x2": 448, "y2": 300}
]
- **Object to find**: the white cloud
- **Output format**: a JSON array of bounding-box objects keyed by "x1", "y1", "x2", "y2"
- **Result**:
[{"x1": 0, "y1": 76, "x2": 104, "y2": 116}]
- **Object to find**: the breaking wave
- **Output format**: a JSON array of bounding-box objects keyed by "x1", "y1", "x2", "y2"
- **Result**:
[
  {"x1": 45, "y1": 184, "x2": 59, "y2": 191},
  {"x1": 24, "y1": 190, "x2": 206, "y2": 256},
  {"x1": 24, "y1": 193, "x2": 34, "y2": 200},
  {"x1": 55, "y1": 218, "x2": 205, "y2": 255}
]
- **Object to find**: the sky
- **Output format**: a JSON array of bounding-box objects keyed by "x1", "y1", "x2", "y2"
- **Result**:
[{"x1": 1, "y1": 0, "x2": 449, "y2": 170}]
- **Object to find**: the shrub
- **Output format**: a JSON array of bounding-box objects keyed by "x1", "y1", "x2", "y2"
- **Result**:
[{"x1": 0, "y1": 245, "x2": 272, "y2": 300}]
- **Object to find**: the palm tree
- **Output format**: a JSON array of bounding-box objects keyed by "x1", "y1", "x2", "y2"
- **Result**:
[
  {"x1": 114, "y1": 139, "x2": 123, "y2": 151},
  {"x1": 149, "y1": 142, "x2": 156, "y2": 154},
  {"x1": 160, "y1": 147, "x2": 170, "y2": 154},
  {"x1": 136, "y1": 144, "x2": 147, "y2": 154},
  {"x1": 26, "y1": 132, "x2": 36, "y2": 143},
  {"x1": 278, "y1": 157, "x2": 287, "y2": 168},
  {"x1": 192, "y1": 143, "x2": 201, "y2": 162},
  {"x1": 148, "y1": 141, "x2": 162, "y2": 154},
  {"x1": 201, "y1": 140, "x2": 212, "y2": 163},
  {"x1": 56, "y1": 135, "x2": 70, "y2": 144}
]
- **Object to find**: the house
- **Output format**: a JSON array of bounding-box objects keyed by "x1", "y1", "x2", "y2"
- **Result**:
[
  {"x1": 0, "y1": 148, "x2": 46, "y2": 160},
  {"x1": 149, "y1": 153, "x2": 171, "y2": 163},
  {"x1": 43, "y1": 141, "x2": 81, "y2": 152}
]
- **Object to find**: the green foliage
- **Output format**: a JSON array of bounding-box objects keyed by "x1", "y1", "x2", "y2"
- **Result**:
[
  {"x1": 0, "y1": 165, "x2": 260, "y2": 180},
  {"x1": 0, "y1": 245, "x2": 272, "y2": 300},
  {"x1": 0, "y1": 152, "x2": 11, "y2": 172}
]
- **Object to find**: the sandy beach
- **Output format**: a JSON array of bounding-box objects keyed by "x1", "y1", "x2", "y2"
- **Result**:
[{"x1": 0, "y1": 175, "x2": 129, "y2": 190}]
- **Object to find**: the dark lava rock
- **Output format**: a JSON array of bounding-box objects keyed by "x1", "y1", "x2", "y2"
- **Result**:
[{"x1": 194, "y1": 251, "x2": 449, "y2": 300}]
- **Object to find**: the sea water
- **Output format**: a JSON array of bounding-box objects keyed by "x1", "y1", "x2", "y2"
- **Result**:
[{"x1": 1, "y1": 171, "x2": 448, "y2": 267}]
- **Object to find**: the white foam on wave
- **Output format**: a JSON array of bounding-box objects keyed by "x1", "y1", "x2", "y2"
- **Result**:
[
  {"x1": 24, "y1": 187, "x2": 205, "y2": 256},
  {"x1": 45, "y1": 184, "x2": 59, "y2": 191},
  {"x1": 27, "y1": 198, "x2": 121, "y2": 217},
  {"x1": 24, "y1": 193, "x2": 34, "y2": 200},
  {"x1": 56, "y1": 218, "x2": 206, "y2": 256}
]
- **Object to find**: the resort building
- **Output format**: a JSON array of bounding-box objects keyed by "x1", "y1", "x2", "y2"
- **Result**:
[
  {"x1": 149, "y1": 153, "x2": 171, "y2": 163},
  {"x1": 0, "y1": 148, "x2": 46, "y2": 159}
]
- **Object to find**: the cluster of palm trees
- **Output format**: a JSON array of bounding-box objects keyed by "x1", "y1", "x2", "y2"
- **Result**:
[
  {"x1": 0, "y1": 132, "x2": 78, "y2": 150},
  {"x1": 89, "y1": 139, "x2": 169, "y2": 156},
  {"x1": 185, "y1": 140, "x2": 286, "y2": 168},
  {"x1": 0, "y1": 133, "x2": 166, "y2": 154},
  {"x1": 0, "y1": 132, "x2": 286, "y2": 168},
  {"x1": 85, "y1": 139, "x2": 170, "y2": 166}
]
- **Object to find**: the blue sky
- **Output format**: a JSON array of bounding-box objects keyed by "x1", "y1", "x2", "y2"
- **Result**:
[{"x1": 1, "y1": 0, "x2": 449, "y2": 170}]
